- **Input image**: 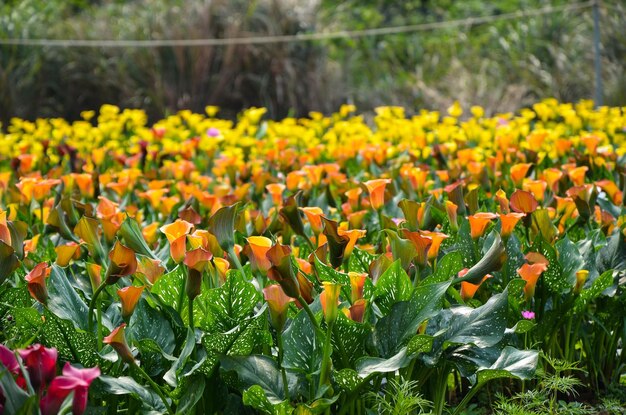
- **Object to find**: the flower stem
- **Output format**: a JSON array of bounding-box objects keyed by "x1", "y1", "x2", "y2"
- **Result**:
[
  {"x1": 188, "y1": 297, "x2": 195, "y2": 329},
  {"x1": 276, "y1": 330, "x2": 290, "y2": 402},
  {"x1": 88, "y1": 282, "x2": 107, "y2": 337},
  {"x1": 298, "y1": 296, "x2": 321, "y2": 332},
  {"x1": 132, "y1": 362, "x2": 175, "y2": 415},
  {"x1": 318, "y1": 320, "x2": 335, "y2": 394}
]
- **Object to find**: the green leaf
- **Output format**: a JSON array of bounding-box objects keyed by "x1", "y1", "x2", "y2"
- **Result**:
[
  {"x1": 0, "y1": 241, "x2": 20, "y2": 284},
  {"x1": 96, "y1": 375, "x2": 167, "y2": 413},
  {"x1": 242, "y1": 385, "x2": 293, "y2": 415},
  {"x1": 152, "y1": 266, "x2": 186, "y2": 311},
  {"x1": 575, "y1": 270, "x2": 614, "y2": 312},
  {"x1": 164, "y1": 328, "x2": 195, "y2": 387},
  {"x1": 373, "y1": 281, "x2": 450, "y2": 357},
  {"x1": 423, "y1": 251, "x2": 463, "y2": 284},
  {"x1": 596, "y1": 233, "x2": 626, "y2": 275},
  {"x1": 356, "y1": 347, "x2": 412, "y2": 378},
  {"x1": 383, "y1": 230, "x2": 417, "y2": 272},
  {"x1": 476, "y1": 346, "x2": 538, "y2": 384},
  {"x1": 332, "y1": 313, "x2": 370, "y2": 365},
  {"x1": 282, "y1": 309, "x2": 323, "y2": 375},
  {"x1": 119, "y1": 215, "x2": 160, "y2": 262},
  {"x1": 556, "y1": 237, "x2": 583, "y2": 291},
  {"x1": 333, "y1": 369, "x2": 362, "y2": 393},
  {"x1": 0, "y1": 364, "x2": 30, "y2": 414},
  {"x1": 208, "y1": 204, "x2": 240, "y2": 252},
  {"x1": 407, "y1": 334, "x2": 434, "y2": 355},
  {"x1": 204, "y1": 270, "x2": 260, "y2": 331},
  {"x1": 443, "y1": 286, "x2": 509, "y2": 348},
  {"x1": 374, "y1": 260, "x2": 413, "y2": 315},
  {"x1": 47, "y1": 265, "x2": 90, "y2": 331},
  {"x1": 176, "y1": 376, "x2": 206, "y2": 414},
  {"x1": 200, "y1": 309, "x2": 271, "y2": 377},
  {"x1": 41, "y1": 311, "x2": 103, "y2": 368},
  {"x1": 5, "y1": 307, "x2": 42, "y2": 347},
  {"x1": 220, "y1": 355, "x2": 288, "y2": 403},
  {"x1": 348, "y1": 248, "x2": 376, "y2": 273},
  {"x1": 129, "y1": 299, "x2": 176, "y2": 354}
]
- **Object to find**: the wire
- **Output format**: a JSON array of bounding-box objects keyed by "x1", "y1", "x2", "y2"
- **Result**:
[{"x1": 0, "y1": 1, "x2": 595, "y2": 48}]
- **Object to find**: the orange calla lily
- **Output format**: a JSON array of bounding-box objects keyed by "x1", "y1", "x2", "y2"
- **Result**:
[
  {"x1": 518, "y1": 262, "x2": 548, "y2": 300},
  {"x1": 246, "y1": 236, "x2": 273, "y2": 273},
  {"x1": 263, "y1": 284, "x2": 294, "y2": 331},
  {"x1": 105, "y1": 241, "x2": 138, "y2": 284},
  {"x1": 499, "y1": 212, "x2": 525, "y2": 239},
  {"x1": 160, "y1": 219, "x2": 193, "y2": 263},
  {"x1": 420, "y1": 230, "x2": 449, "y2": 260},
  {"x1": 103, "y1": 324, "x2": 134, "y2": 363},
  {"x1": 300, "y1": 207, "x2": 325, "y2": 235},
  {"x1": 468, "y1": 212, "x2": 497, "y2": 239},
  {"x1": 320, "y1": 282, "x2": 341, "y2": 324},
  {"x1": 510, "y1": 163, "x2": 532, "y2": 186},
  {"x1": 510, "y1": 189, "x2": 539, "y2": 214},
  {"x1": 25, "y1": 263, "x2": 50, "y2": 305},
  {"x1": 117, "y1": 286, "x2": 144, "y2": 319},
  {"x1": 348, "y1": 272, "x2": 367, "y2": 303},
  {"x1": 348, "y1": 299, "x2": 367, "y2": 323},
  {"x1": 364, "y1": 179, "x2": 391, "y2": 210},
  {"x1": 55, "y1": 242, "x2": 81, "y2": 267}
]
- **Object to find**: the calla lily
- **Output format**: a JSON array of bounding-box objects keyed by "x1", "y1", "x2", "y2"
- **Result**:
[
  {"x1": 420, "y1": 230, "x2": 449, "y2": 261},
  {"x1": 458, "y1": 268, "x2": 492, "y2": 301},
  {"x1": 518, "y1": 263, "x2": 548, "y2": 300},
  {"x1": 401, "y1": 229, "x2": 433, "y2": 266},
  {"x1": 105, "y1": 241, "x2": 138, "y2": 284},
  {"x1": 468, "y1": 212, "x2": 497, "y2": 239},
  {"x1": 18, "y1": 344, "x2": 58, "y2": 392},
  {"x1": 574, "y1": 269, "x2": 589, "y2": 294},
  {"x1": 300, "y1": 207, "x2": 325, "y2": 235},
  {"x1": 103, "y1": 323, "x2": 134, "y2": 364},
  {"x1": 348, "y1": 272, "x2": 367, "y2": 303},
  {"x1": 363, "y1": 179, "x2": 391, "y2": 210},
  {"x1": 348, "y1": 299, "x2": 367, "y2": 323},
  {"x1": 510, "y1": 163, "x2": 532, "y2": 186},
  {"x1": 267, "y1": 243, "x2": 300, "y2": 298},
  {"x1": 320, "y1": 282, "x2": 341, "y2": 324},
  {"x1": 499, "y1": 212, "x2": 525, "y2": 239},
  {"x1": 445, "y1": 201, "x2": 459, "y2": 231},
  {"x1": 55, "y1": 242, "x2": 81, "y2": 267},
  {"x1": 246, "y1": 236, "x2": 273, "y2": 273},
  {"x1": 263, "y1": 284, "x2": 294, "y2": 331},
  {"x1": 40, "y1": 363, "x2": 101, "y2": 415},
  {"x1": 510, "y1": 189, "x2": 539, "y2": 214},
  {"x1": 117, "y1": 286, "x2": 144, "y2": 319},
  {"x1": 160, "y1": 219, "x2": 193, "y2": 263},
  {"x1": 25, "y1": 262, "x2": 51, "y2": 305},
  {"x1": 266, "y1": 183, "x2": 286, "y2": 206}
]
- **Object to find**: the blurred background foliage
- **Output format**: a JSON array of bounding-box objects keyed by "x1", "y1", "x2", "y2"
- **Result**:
[{"x1": 0, "y1": 0, "x2": 624, "y2": 123}]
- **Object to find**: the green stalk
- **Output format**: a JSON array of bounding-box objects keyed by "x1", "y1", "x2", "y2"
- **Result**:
[
  {"x1": 228, "y1": 247, "x2": 247, "y2": 279},
  {"x1": 178, "y1": 266, "x2": 187, "y2": 315},
  {"x1": 276, "y1": 330, "x2": 290, "y2": 402},
  {"x1": 132, "y1": 362, "x2": 175, "y2": 415},
  {"x1": 318, "y1": 320, "x2": 335, "y2": 394},
  {"x1": 188, "y1": 297, "x2": 194, "y2": 329},
  {"x1": 88, "y1": 281, "x2": 107, "y2": 336}
]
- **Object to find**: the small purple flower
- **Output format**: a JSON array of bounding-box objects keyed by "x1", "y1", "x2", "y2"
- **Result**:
[
  {"x1": 521, "y1": 310, "x2": 535, "y2": 320},
  {"x1": 207, "y1": 127, "x2": 220, "y2": 137}
]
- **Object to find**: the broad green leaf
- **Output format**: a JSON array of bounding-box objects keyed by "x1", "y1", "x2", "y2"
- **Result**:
[
  {"x1": 356, "y1": 347, "x2": 412, "y2": 378},
  {"x1": 220, "y1": 355, "x2": 288, "y2": 403},
  {"x1": 443, "y1": 286, "x2": 509, "y2": 348},
  {"x1": 283, "y1": 309, "x2": 323, "y2": 375},
  {"x1": 129, "y1": 299, "x2": 176, "y2": 354},
  {"x1": 407, "y1": 334, "x2": 434, "y2": 355},
  {"x1": 476, "y1": 346, "x2": 538, "y2": 384},
  {"x1": 332, "y1": 313, "x2": 370, "y2": 365},
  {"x1": 152, "y1": 266, "x2": 186, "y2": 312},
  {"x1": 504, "y1": 235, "x2": 526, "y2": 283},
  {"x1": 383, "y1": 230, "x2": 417, "y2": 272},
  {"x1": 47, "y1": 265, "x2": 91, "y2": 331},
  {"x1": 96, "y1": 375, "x2": 167, "y2": 413},
  {"x1": 596, "y1": 233, "x2": 626, "y2": 275},
  {"x1": 176, "y1": 376, "x2": 206, "y2": 414},
  {"x1": 41, "y1": 311, "x2": 103, "y2": 368},
  {"x1": 204, "y1": 270, "x2": 260, "y2": 331},
  {"x1": 556, "y1": 237, "x2": 583, "y2": 290},
  {"x1": 348, "y1": 248, "x2": 376, "y2": 273},
  {"x1": 374, "y1": 260, "x2": 413, "y2": 315},
  {"x1": 242, "y1": 385, "x2": 293, "y2": 415},
  {"x1": 4, "y1": 307, "x2": 42, "y2": 347},
  {"x1": 333, "y1": 369, "x2": 362, "y2": 393},
  {"x1": 373, "y1": 281, "x2": 450, "y2": 357}
]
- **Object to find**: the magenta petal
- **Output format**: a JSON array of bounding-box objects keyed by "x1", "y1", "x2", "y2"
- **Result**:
[
  {"x1": 18, "y1": 345, "x2": 58, "y2": 391},
  {"x1": 0, "y1": 345, "x2": 19, "y2": 374},
  {"x1": 62, "y1": 362, "x2": 101, "y2": 385},
  {"x1": 40, "y1": 376, "x2": 78, "y2": 415},
  {"x1": 72, "y1": 386, "x2": 89, "y2": 415}
]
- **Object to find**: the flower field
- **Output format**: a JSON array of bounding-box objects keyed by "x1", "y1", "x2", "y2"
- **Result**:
[{"x1": 1, "y1": 99, "x2": 625, "y2": 414}]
